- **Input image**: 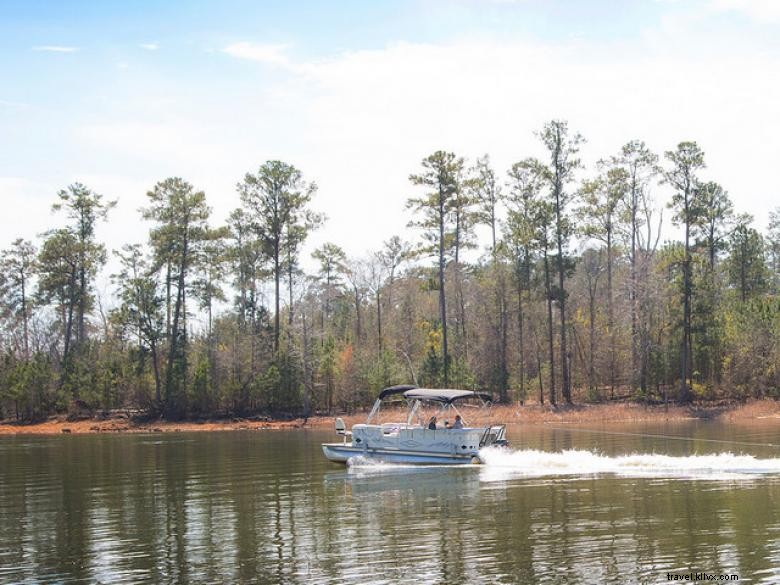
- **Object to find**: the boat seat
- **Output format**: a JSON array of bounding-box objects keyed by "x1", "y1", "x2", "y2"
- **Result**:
[{"x1": 335, "y1": 417, "x2": 352, "y2": 437}]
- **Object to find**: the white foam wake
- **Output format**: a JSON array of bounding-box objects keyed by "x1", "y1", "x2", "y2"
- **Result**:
[
  {"x1": 479, "y1": 447, "x2": 780, "y2": 480},
  {"x1": 346, "y1": 456, "x2": 425, "y2": 471},
  {"x1": 348, "y1": 456, "x2": 393, "y2": 468}
]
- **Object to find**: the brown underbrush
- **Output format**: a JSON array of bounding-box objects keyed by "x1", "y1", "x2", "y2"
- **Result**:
[{"x1": 2, "y1": 398, "x2": 778, "y2": 435}]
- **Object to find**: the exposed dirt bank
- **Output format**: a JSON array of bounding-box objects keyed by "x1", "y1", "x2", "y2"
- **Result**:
[{"x1": 2, "y1": 399, "x2": 778, "y2": 435}]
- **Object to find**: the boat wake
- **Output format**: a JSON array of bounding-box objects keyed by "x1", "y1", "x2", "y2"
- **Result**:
[
  {"x1": 478, "y1": 447, "x2": 780, "y2": 481},
  {"x1": 345, "y1": 456, "x2": 461, "y2": 472},
  {"x1": 346, "y1": 456, "x2": 413, "y2": 470}
]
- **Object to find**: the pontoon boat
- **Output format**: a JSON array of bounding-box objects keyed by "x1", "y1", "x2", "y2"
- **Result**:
[{"x1": 321, "y1": 385, "x2": 507, "y2": 465}]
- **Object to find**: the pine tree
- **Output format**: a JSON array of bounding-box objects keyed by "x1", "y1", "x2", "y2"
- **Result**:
[
  {"x1": 407, "y1": 151, "x2": 464, "y2": 387},
  {"x1": 664, "y1": 142, "x2": 705, "y2": 402},
  {"x1": 538, "y1": 120, "x2": 584, "y2": 404}
]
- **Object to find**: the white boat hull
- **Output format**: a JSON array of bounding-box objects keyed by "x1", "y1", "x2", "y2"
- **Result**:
[{"x1": 322, "y1": 443, "x2": 480, "y2": 465}]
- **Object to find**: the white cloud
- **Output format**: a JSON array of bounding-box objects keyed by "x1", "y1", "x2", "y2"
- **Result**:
[
  {"x1": 139, "y1": 42, "x2": 159, "y2": 51},
  {"x1": 708, "y1": 0, "x2": 780, "y2": 22},
  {"x1": 32, "y1": 45, "x2": 79, "y2": 53},
  {"x1": 221, "y1": 42, "x2": 292, "y2": 67},
  {"x1": 78, "y1": 121, "x2": 217, "y2": 166},
  {"x1": 0, "y1": 177, "x2": 58, "y2": 242},
  {"x1": 217, "y1": 38, "x2": 780, "y2": 251},
  {"x1": 8, "y1": 27, "x2": 779, "y2": 265}
]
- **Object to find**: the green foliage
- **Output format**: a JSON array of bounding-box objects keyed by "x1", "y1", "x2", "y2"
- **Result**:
[
  {"x1": 238, "y1": 161, "x2": 320, "y2": 353},
  {"x1": 0, "y1": 239, "x2": 37, "y2": 358},
  {"x1": 49, "y1": 183, "x2": 114, "y2": 359},
  {"x1": 663, "y1": 142, "x2": 707, "y2": 402},
  {"x1": 504, "y1": 158, "x2": 551, "y2": 284},
  {"x1": 318, "y1": 336, "x2": 338, "y2": 412},
  {"x1": 694, "y1": 181, "x2": 734, "y2": 268},
  {"x1": 274, "y1": 349, "x2": 302, "y2": 413},
  {"x1": 260, "y1": 362, "x2": 282, "y2": 412},
  {"x1": 468, "y1": 154, "x2": 501, "y2": 253},
  {"x1": 449, "y1": 356, "x2": 475, "y2": 390},
  {"x1": 190, "y1": 356, "x2": 213, "y2": 417},
  {"x1": 407, "y1": 150, "x2": 465, "y2": 258},
  {"x1": 407, "y1": 150, "x2": 466, "y2": 387},
  {"x1": 365, "y1": 350, "x2": 404, "y2": 395},
  {"x1": 721, "y1": 297, "x2": 780, "y2": 396},
  {"x1": 112, "y1": 243, "x2": 166, "y2": 408},
  {"x1": 578, "y1": 166, "x2": 626, "y2": 245},
  {"x1": 727, "y1": 216, "x2": 768, "y2": 301},
  {"x1": 768, "y1": 207, "x2": 780, "y2": 291},
  {"x1": 418, "y1": 323, "x2": 445, "y2": 387},
  {"x1": 4, "y1": 140, "x2": 780, "y2": 424},
  {"x1": 665, "y1": 142, "x2": 706, "y2": 224},
  {"x1": 312, "y1": 242, "x2": 346, "y2": 324},
  {"x1": 539, "y1": 120, "x2": 585, "y2": 404},
  {"x1": 142, "y1": 177, "x2": 218, "y2": 419},
  {"x1": 0, "y1": 352, "x2": 55, "y2": 420}
]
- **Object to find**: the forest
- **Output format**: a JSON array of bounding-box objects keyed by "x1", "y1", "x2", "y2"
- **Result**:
[{"x1": 1, "y1": 120, "x2": 779, "y2": 421}]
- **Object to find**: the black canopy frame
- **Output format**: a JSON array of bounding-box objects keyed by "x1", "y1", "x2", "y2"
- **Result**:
[
  {"x1": 402, "y1": 388, "x2": 493, "y2": 405},
  {"x1": 367, "y1": 385, "x2": 494, "y2": 425},
  {"x1": 377, "y1": 384, "x2": 418, "y2": 400}
]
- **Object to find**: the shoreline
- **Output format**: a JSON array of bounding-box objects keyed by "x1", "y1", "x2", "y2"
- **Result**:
[{"x1": 1, "y1": 399, "x2": 779, "y2": 435}]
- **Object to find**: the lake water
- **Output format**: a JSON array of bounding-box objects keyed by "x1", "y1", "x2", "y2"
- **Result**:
[{"x1": 3, "y1": 421, "x2": 780, "y2": 584}]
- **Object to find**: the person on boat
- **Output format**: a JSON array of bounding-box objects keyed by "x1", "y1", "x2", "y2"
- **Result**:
[
  {"x1": 451, "y1": 415, "x2": 463, "y2": 429},
  {"x1": 427, "y1": 416, "x2": 437, "y2": 430}
]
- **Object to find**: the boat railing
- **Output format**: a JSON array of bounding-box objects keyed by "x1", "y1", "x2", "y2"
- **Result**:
[{"x1": 479, "y1": 424, "x2": 507, "y2": 448}]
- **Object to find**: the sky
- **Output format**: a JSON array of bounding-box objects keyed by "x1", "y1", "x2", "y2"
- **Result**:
[{"x1": 2, "y1": 0, "x2": 780, "y2": 280}]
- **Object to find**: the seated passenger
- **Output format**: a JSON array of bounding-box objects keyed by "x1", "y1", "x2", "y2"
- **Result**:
[
  {"x1": 451, "y1": 415, "x2": 464, "y2": 429},
  {"x1": 444, "y1": 420, "x2": 451, "y2": 429},
  {"x1": 427, "y1": 416, "x2": 437, "y2": 430}
]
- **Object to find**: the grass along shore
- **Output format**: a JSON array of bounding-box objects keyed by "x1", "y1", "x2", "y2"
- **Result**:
[{"x1": 1, "y1": 399, "x2": 779, "y2": 435}]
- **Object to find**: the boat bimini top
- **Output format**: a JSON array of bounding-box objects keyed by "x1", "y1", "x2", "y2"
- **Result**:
[
  {"x1": 366, "y1": 385, "x2": 493, "y2": 425},
  {"x1": 377, "y1": 384, "x2": 419, "y2": 400},
  {"x1": 402, "y1": 388, "x2": 493, "y2": 404}
]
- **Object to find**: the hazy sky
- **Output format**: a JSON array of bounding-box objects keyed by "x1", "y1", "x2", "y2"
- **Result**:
[{"x1": 2, "y1": 0, "x2": 779, "y2": 274}]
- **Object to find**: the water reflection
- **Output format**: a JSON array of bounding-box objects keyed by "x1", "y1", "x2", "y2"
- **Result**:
[
  {"x1": 325, "y1": 464, "x2": 481, "y2": 498},
  {"x1": 1, "y1": 422, "x2": 780, "y2": 583}
]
